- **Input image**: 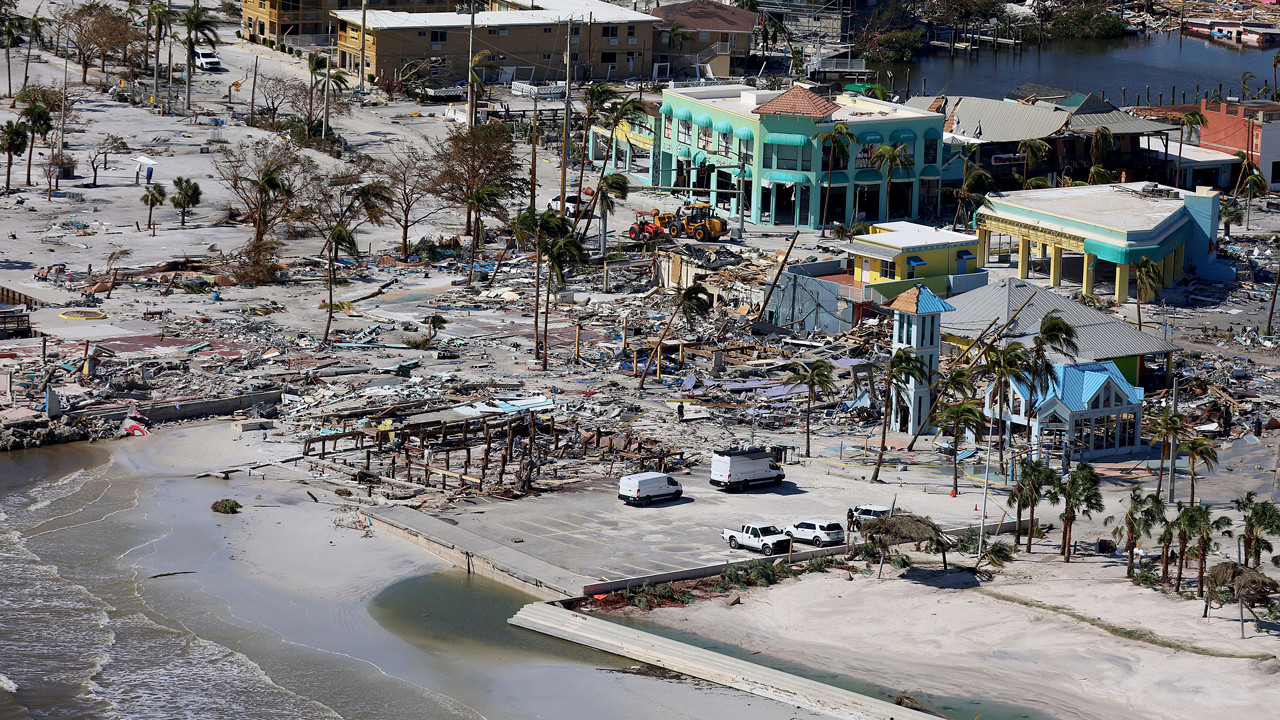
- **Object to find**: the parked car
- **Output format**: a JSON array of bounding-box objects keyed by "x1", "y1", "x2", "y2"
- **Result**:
[
  {"x1": 784, "y1": 520, "x2": 845, "y2": 548},
  {"x1": 546, "y1": 193, "x2": 590, "y2": 220},
  {"x1": 617, "y1": 471, "x2": 682, "y2": 507},
  {"x1": 709, "y1": 447, "x2": 783, "y2": 492},
  {"x1": 851, "y1": 504, "x2": 891, "y2": 531},
  {"x1": 721, "y1": 524, "x2": 791, "y2": 555},
  {"x1": 193, "y1": 49, "x2": 222, "y2": 71}
]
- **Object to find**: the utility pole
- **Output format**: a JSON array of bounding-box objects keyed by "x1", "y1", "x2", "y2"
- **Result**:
[
  {"x1": 466, "y1": 0, "x2": 477, "y2": 128},
  {"x1": 358, "y1": 0, "x2": 368, "y2": 93},
  {"x1": 249, "y1": 56, "x2": 259, "y2": 120},
  {"x1": 529, "y1": 94, "x2": 539, "y2": 210},
  {"x1": 55, "y1": 35, "x2": 67, "y2": 190},
  {"x1": 559, "y1": 18, "x2": 573, "y2": 214}
]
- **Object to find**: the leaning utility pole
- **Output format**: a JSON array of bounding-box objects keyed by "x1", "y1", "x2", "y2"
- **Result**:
[
  {"x1": 559, "y1": 18, "x2": 573, "y2": 214},
  {"x1": 249, "y1": 56, "x2": 258, "y2": 120},
  {"x1": 466, "y1": 0, "x2": 477, "y2": 127},
  {"x1": 358, "y1": 0, "x2": 368, "y2": 93}
]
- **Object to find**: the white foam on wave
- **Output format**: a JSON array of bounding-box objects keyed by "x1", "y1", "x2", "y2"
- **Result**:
[{"x1": 0, "y1": 672, "x2": 17, "y2": 693}]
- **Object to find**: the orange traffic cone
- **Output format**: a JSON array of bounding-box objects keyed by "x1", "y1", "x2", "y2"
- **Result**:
[
  {"x1": 950, "y1": 489, "x2": 957, "y2": 498},
  {"x1": 974, "y1": 504, "x2": 979, "y2": 511}
]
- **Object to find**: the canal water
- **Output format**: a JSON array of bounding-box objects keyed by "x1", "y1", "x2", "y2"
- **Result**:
[{"x1": 876, "y1": 32, "x2": 1278, "y2": 103}]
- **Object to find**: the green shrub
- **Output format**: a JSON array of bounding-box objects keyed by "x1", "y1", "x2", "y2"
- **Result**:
[
  {"x1": 804, "y1": 556, "x2": 833, "y2": 573},
  {"x1": 211, "y1": 499, "x2": 242, "y2": 514},
  {"x1": 235, "y1": 30, "x2": 242, "y2": 39},
  {"x1": 889, "y1": 552, "x2": 912, "y2": 569}
]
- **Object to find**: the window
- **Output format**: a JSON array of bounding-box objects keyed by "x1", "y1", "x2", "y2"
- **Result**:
[
  {"x1": 773, "y1": 144, "x2": 798, "y2": 170},
  {"x1": 417, "y1": 30, "x2": 426, "y2": 37},
  {"x1": 601, "y1": 52, "x2": 616, "y2": 63},
  {"x1": 486, "y1": 28, "x2": 508, "y2": 36},
  {"x1": 854, "y1": 144, "x2": 874, "y2": 169},
  {"x1": 602, "y1": 26, "x2": 618, "y2": 38},
  {"x1": 627, "y1": 25, "x2": 636, "y2": 37},
  {"x1": 739, "y1": 138, "x2": 753, "y2": 164},
  {"x1": 677, "y1": 119, "x2": 690, "y2": 144},
  {"x1": 664, "y1": 116, "x2": 672, "y2": 139},
  {"x1": 698, "y1": 125, "x2": 712, "y2": 150},
  {"x1": 699, "y1": 31, "x2": 710, "y2": 41},
  {"x1": 570, "y1": 52, "x2": 579, "y2": 62},
  {"x1": 907, "y1": 262, "x2": 916, "y2": 280},
  {"x1": 544, "y1": 27, "x2": 553, "y2": 34},
  {"x1": 881, "y1": 259, "x2": 896, "y2": 279},
  {"x1": 258, "y1": 0, "x2": 265, "y2": 7},
  {"x1": 430, "y1": 30, "x2": 447, "y2": 42},
  {"x1": 924, "y1": 138, "x2": 939, "y2": 164},
  {"x1": 717, "y1": 132, "x2": 731, "y2": 156},
  {"x1": 542, "y1": 53, "x2": 552, "y2": 61}
]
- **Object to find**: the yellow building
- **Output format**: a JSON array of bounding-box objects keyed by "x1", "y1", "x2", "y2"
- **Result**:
[
  {"x1": 837, "y1": 221, "x2": 981, "y2": 286},
  {"x1": 241, "y1": 0, "x2": 453, "y2": 46},
  {"x1": 331, "y1": 0, "x2": 659, "y2": 85}
]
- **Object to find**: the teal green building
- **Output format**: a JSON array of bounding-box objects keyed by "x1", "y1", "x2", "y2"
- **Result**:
[{"x1": 593, "y1": 84, "x2": 947, "y2": 229}]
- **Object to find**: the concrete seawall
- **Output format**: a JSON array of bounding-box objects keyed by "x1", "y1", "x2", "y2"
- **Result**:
[{"x1": 509, "y1": 601, "x2": 934, "y2": 720}]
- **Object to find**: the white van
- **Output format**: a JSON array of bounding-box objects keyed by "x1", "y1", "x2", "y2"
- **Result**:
[
  {"x1": 710, "y1": 447, "x2": 783, "y2": 492},
  {"x1": 618, "y1": 472, "x2": 683, "y2": 506}
]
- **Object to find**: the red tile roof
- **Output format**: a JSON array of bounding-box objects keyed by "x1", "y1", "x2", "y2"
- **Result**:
[
  {"x1": 752, "y1": 86, "x2": 841, "y2": 119},
  {"x1": 651, "y1": 0, "x2": 759, "y2": 33}
]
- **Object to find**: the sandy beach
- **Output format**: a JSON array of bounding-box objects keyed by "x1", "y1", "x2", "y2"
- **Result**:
[{"x1": 632, "y1": 542, "x2": 1280, "y2": 720}]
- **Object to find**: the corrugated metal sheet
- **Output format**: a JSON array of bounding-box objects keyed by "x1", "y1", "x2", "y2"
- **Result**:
[
  {"x1": 941, "y1": 278, "x2": 1178, "y2": 362},
  {"x1": 907, "y1": 96, "x2": 1069, "y2": 142},
  {"x1": 1067, "y1": 110, "x2": 1171, "y2": 136}
]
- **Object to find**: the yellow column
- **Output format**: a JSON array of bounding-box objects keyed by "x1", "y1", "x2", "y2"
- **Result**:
[
  {"x1": 1115, "y1": 262, "x2": 1130, "y2": 304},
  {"x1": 1082, "y1": 253, "x2": 1096, "y2": 296},
  {"x1": 977, "y1": 229, "x2": 989, "y2": 268},
  {"x1": 1173, "y1": 245, "x2": 1185, "y2": 283},
  {"x1": 1162, "y1": 254, "x2": 1175, "y2": 289},
  {"x1": 1018, "y1": 237, "x2": 1030, "y2": 279},
  {"x1": 1049, "y1": 245, "x2": 1063, "y2": 286}
]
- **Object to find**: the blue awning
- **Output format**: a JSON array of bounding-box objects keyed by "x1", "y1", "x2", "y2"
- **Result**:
[
  {"x1": 673, "y1": 107, "x2": 693, "y2": 121},
  {"x1": 956, "y1": 250, "x2": 976, "y2": 260},
  {"x1": 733, "y1": 126, "x2": 755, "y2": 140},
  {"x1": 822, "y1": 170, "x2": 850, "y2": 185},
  {"x1": 676, "y1": 147, "x2": 691, "y2": 158},
  {"x1": 692, "y1": 150, "x2": 707, "y2": 165},
  {"x1": 924, "y1": 127, "x2": 942, "y2": 140},
  {"x1": 891, "y1": 167, "x2": 916, "y2": 180},
  {"x1": 906, "y1": 256, "x2": 927, "y2": 267},
  {"x1": 859, "y1": 131, "x2": 884, "y2": 145},
  {"x1": 693, "y1": 114, "x2": 713, "y2": 127},
  {"x1": 891, "y1": 128, "x2": 917, "y2": 143},
  {"x1": 765, "y1": 133, "x2": 809, "y2": 147},
  {"x1": 854, "y1": 169, "x2": 881, "y2": 182},
  {"x1": 713, "y1": 119, "x2": 734, "y2": 134},
  {"x1": 919, "y1": 165, "x2": 941, "y2": 178},
  {"x1": 659, "y1": 103, "x2": 674, "y2": 116},
  {"x1": 726, "y1": 166, "x2": 753, "y2": 179},
  {"x1": 763, "y1": 169, "x2": 809, "y2": 184}
]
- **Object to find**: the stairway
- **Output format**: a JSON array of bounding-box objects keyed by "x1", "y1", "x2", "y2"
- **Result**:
[{"x1": 508, "y1": 602, "x2": 933, "y2": 720}]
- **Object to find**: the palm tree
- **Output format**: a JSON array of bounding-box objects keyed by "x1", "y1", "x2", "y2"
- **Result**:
[
  {"x1": 1154, "y1": 506, "x2": 1175, "y2": 583},
  {"x1": 1045, "y1": 461, "x2": 1104, "y2": 562},
  {"x1": 575, "y1": 82, "x2": 622, "y2": 201},
  {"x1": 169, "y1": 176, "x2": 201, "y2": 225},
  {"x1": 1017, "y1": 138, "x2": 1049, "y2": 189},
  {"x1": 465, "y1": 184, "x2": 503, "y2": 285},
  {"x1": 869, "y1": 347, "x2": 930, "y2": 484},
  {"x1": 15, "y1": 11, "x2": 42, "y2": 109},
  {"x1": 979, "y1": 342, "x2": 1031, "y2": 477},
  {"x1": 1025, "y1": 311, "x2": 1078, "y2": 443},
  {"x1": 578, "y1": 172, "x2": 629, "y2": 252},
  {"x1": 1192, "y1": 506, "x2": 1233, "y2": 597},
  {"x1": 1171, "y1": 502, "x2": 1195, "y2": 592},
  {"x1": 1013, "y1": 458, "x2": 1055, "y2": 553},
  {"x1": 1179, "y1": 437, "x2": 1217, "y2": 506},
  {"x1": 812, "y1": 122, "x2": 856, "y2": 236},
  {"x1": 0, "y1": 119, "x2": 26, "y2": 192},
  {"x1": 1133, "y1": 256, "x2": 1164, "y2": 331},
  {"x1": 1087, "y1": 164, "x2": 1112, "y2": 185},
  {"x1": 181, "y1": 2, "x2": 220, "y2": 112},
  {"x1": 1148, "y1": 409, "x2": 1186, "y2": 498},
  {"x1": 950, "y1": 147, "x2": 992, "y2": 229},
  {"x1": 1233, "y1": 492, "x2": 1280, "y2": 568},
  {"x1": 538, "y1": 231, "x2": 584, "y2": 371},
  {"x1": 1090, "y1": 126, "x2": 1115, "y2": 168},
  {"x1": 513, "y1": 208, "x2": 569, "y2": 364},
  {"x1": 1105, "y1": 488, "x2": 1164, "y2": 578},
  {"x1": 149, "y1": 3, "x2": 172, "y2": 100},
  {"x1": 637, "y1": 284, "x2": 714, "y2": 390},
  {"x1": 1273, "y1": 50, "x2": 1280, "y2": 100},
  {"x1": 19, "y1": 103, "x2": 49, "y2": 186},
  {"x1": 323, "y1": 222, "x2": 360, "y2": 340},
  {"x1": 785, "y1": 360, "x2": 838, "y2": 457},
  {"x1": 1220, "y1": 204, "x2": 1244, "y2": 237},
  {"x1": 1241, "y1": 172, "x2": 1266, "y2": 231},
  {"x1": 3, "y1": 16, "x2": 22, "y2": 100},
  {"x1": 870, "y1": 142, "x2": 912, "y2": 221},
  {"x1": 940, "y1": 398, "x2": 984, "y2": 497},
  {"x1": 1173, "y1": 111, "x2": 1207, "y2": 189},
  {"x1": 140, "y1": 183, "x2": 168, "y2": 236},
  {"x1": 579, "y1": 90, "x2": 646, "y2": 242},
  {"x1": 1242, "y1": 71, "x2": 1256, "y2": 100},
  {"x1": 426, "y1": 314, "x2": 448, "y2": 339}
]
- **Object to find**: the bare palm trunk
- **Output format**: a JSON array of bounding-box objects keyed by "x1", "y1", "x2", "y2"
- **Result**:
[
  {"x1": 804, "y1": 389, "x2": 812, "y2": 456},
  {"x1": 1126, "y1": 521, "x2": 1136, "y2": 578},
  {"x1": 401, "y1": 210, "x2": 410, "y2": 260},
  {"x1": 1155, "y1": 441, "x2": 1166, "y2": 497},
  {"x1": 997, "y1": 385, "x2": 1007, "y2": 477},
  {"x1": 1196, "y1": 538, "x2": 1208, "y2": 597},
  {"x1": 951, "y1": 419, "x2": 960, "y2": 496},
  {"x1": 185, "y1": 40, "x2": 192, "y2": 111},
  {"x1": 637, "y1": 314, "x2": 676, "y2": 390},
  {"x1": 1160, "y1": 536, "x2": 1172, "y2": 583},
  {"x1": 532, "y1": 244, "x2": 542, "y2": 361},
  {"x1": 1175, "y1": 536, "x2": 1187, "y2": 591},
  {"x1": 1027, "y1": 501, "x2": 1037, "y2": 553},
  {"x1": 1014, "y1": 499, "x2": 1023, "y2": 548},
  {"x1": 24, "y1": 134, "x2": 33, "y2": 185},
  {"x1": 1188, "y1": 464, "x2": 1196, "y2": 507},
  {"x1": 870, "y1": 365, "x2": 892, "y2": 484},
  {"x1": 324, "y1": 243, "x2": 335, "y2": 339},
  {"x1": 6, "y1": 46, "x2": 12, "y2": 99},
  {"x1": 4, "y1": 153, "x2": 11, "y2": 191},
  {"x1": 541, "y1": 265, "x2": 551, "y2": 371}
]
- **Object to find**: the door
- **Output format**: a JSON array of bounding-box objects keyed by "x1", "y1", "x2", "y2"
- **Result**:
[{"x1": 861, "y1": 258, "x2": 871, "y2": 281}]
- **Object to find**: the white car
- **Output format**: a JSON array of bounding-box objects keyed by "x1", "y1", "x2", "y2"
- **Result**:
[
  {"x1": 851, "y1": 504, "x2": 891, "y2": 531},
  {"x1": 193, "y1": 49, "x2": 221, "y2": 71},
  {"x1": 785, "y1": 520, "x2": 845, "y2": 548}
]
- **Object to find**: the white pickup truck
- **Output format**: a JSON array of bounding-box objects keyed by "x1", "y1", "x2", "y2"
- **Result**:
[{"x1": 722, "y1": 524, "x2": 791, "y2": 555}]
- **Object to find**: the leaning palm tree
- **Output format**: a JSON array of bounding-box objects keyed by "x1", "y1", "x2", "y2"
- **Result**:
[
  {"x1": 1241, "y1": 172, "x2": 1266, "y2": 231},
  {"x1": 950, "y1": 145, "x2": 992, "y2": 230},
  {"x1": 574, "y1": 82, "x2": 623, "y2": 201},
  {"x1": 869, "y1": 347, "x2": 931, "y2": 484},
  {"x1": 15, "y1": 11, "x2": 42, "y2": 109},
  {"x1": 1133, "y1": 255, "x2": 1163, "y2": 331},
  {"x1": 1025, "y1": 311, "x2": 1078, "y2": 442},
  {"x1": 1174, "y1": 111, "x2": 1206, "y2": 189},
  {"x1": 465, "y1": 184, "x2": 503, "y2": 285},
  {"x1": 1087, "y1": 164, "x2": 1112, "y2": 185},
  {"x1": 1016, "y1": 138, "x2": 1050, "y2": 189},
  {"x1": 870, "y1": 142, "x2": 912, "y2": 221},
  {"x1": 940, "y1": 398, "x2": 984, "y2": 497},
  {"x1": 578, "y1": 172, "x2": 629, "y2": 252},
  {"x1": 322, "y1": 222, "x2": 361, "y2": 340},
  {"x1": 2, "y1": 16, "x2": 23, "y2": 100},
  {"x1": 637, "y1": 284, "x2": 714, "y2": 389},
  {"x1": 512, "y1": 208, "x2": 569, "y2": 363},
  {"x1": 19, "y1": 102, "x2": 49, "y2": 186},
  {"x1": 1012, "y1": 458, "x2": 1055, "y2": 553},
  {"x1": 1233, "y1": 492, "x2": 1280, "y2": 569},
  {"x1": 979, "y1": 342, "x2": 1031, "y2": 477},
  {"x1": 140, "y1": 183, "x2": 167, "y2": 236},
  {"x1": 1148, "y1": 408, "x2": 1185, "y2": 498},
  {"x1": 0, "y1": 119, "x2": 27, "y2": 192},
  {"x1": 181, "y1": 2, "x2": 220, "y2": 111},
  {"x1": 1242, "y1": 71, "x2": 1256, "y2": 100},
  {"x1": 1105, "y1": 487, "x2": 1164, "y2": 578},
  {"x1": 812, "y1": 122, "x2": 857, "y2": 236},
  {"x1": 1090, "y1": 126, "x2": 1115, "y2": 168},
  {"x1": 538, "y1": 231, "x2": 583, "y2": 371},
  {"x1": 1045, "y1": 461, "x2": 1104, "y2": 562},
  {"x1": 785, "y1": 359, "x2": 838, "y2": 457},
  {"x1": 1179, "y1": 437, "x2": 1217, "y2": 506}
]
